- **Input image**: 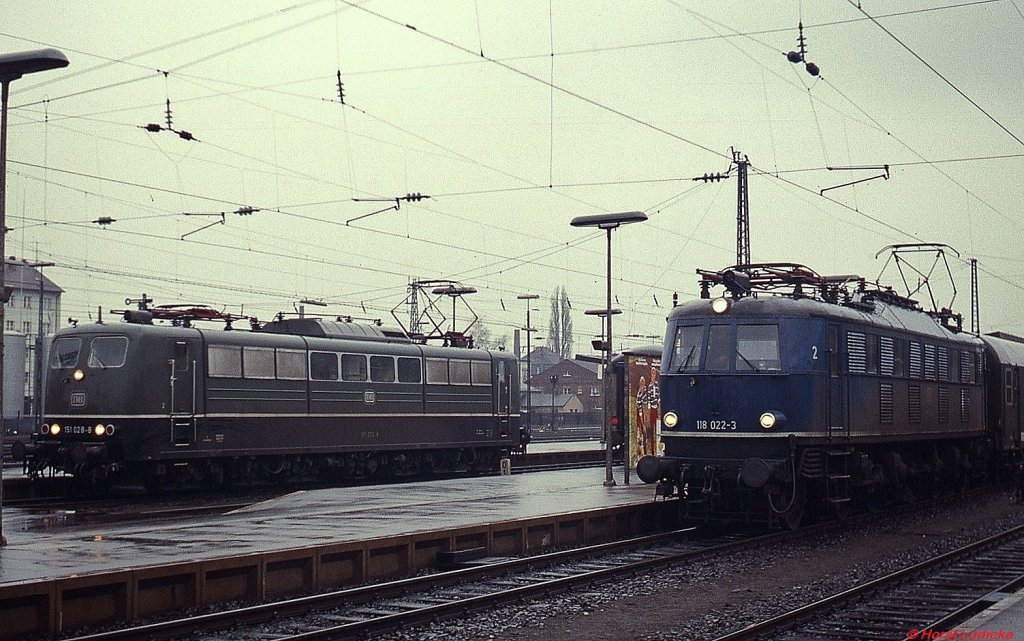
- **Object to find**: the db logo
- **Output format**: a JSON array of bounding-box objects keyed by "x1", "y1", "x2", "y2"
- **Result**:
[
  {"x1": 70, "y1": 392, "x2": 86, "y2": 407},
  {"x1": 363, "y1": 390, "x2": 376, "y2": 404}
]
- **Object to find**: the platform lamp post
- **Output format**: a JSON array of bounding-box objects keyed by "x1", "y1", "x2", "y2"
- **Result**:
[
  {"x1": 0, "y1": 49, "x2": 69, "y2": 548},
  {"x1": 516, "y1": 293, "x2": 539, "y2": 438},
  {"x1": 585, "y1": 307, "x2": 622, "y2": 483},
  {"x1": 570, "y1": 211, "x2": 647, "y2": 487}
]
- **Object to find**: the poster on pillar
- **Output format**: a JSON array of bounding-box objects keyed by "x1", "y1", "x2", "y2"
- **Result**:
[{"x1": 627, "y1": 353, "x2": 661, "y2": 469}]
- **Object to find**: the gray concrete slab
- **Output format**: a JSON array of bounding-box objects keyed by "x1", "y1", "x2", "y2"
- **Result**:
[
  {"x1": 0, "y1": 468, "x2": 653, "y2": 586},
  {"x1": 957, "y1": 590, "x2": 1024, "y2": 637}
]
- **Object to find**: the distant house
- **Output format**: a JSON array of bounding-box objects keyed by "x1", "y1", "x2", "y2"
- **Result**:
[{"x1": 522, "y1": 356, "x2": 603, "y2": 428}]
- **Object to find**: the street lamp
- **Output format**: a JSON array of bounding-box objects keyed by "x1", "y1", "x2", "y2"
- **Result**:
[
  {"x1": 549, "y1": 373, "x2": 557, "y2": 433},
  {"x1": 585, "y1": 307, "x2": 622, "y2": 482},
  {"x1": 571, "y1": 211, "x2": 647, "y2": 487},
  {"x1": 516, "y1": 293, "x2": 539, "y2": 439},
  {"x1": 0, "y1": 48, "x2": 69, "y2": 547}
]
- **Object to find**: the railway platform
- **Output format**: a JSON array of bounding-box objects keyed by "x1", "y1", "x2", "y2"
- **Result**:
[
  {"x1": 0, "y1": 466, "x2": 666, "y2": 639},
  {"x1": 958, "y1": 589, "x2": 1024, "y2": 637}
]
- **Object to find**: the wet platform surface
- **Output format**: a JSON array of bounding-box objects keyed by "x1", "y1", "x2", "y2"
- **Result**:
[{"x1": 0, "y1": 467, "x2": 652, "y2": 586}]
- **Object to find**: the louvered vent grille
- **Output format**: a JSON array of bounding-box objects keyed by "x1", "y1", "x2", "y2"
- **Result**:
[
  {"x1": 847, "y1": 332, "x2": 867, "y2": 374},
  {"x1": 909, "y1": 385, "x2": 922, "y2": 423},
  {"x1": 880, "y1": 383, "x2": 894, "y2": 424},
  {"x1": 910, "y1": 342, "x2": 923, "y2": 378}
]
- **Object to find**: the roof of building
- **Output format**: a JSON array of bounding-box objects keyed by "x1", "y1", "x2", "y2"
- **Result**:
[{"x1": 5, "y1": 260, "x2": 62, "y2": 295}]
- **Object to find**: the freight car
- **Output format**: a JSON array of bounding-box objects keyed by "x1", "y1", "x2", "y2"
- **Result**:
[
  {"x1": 636, "y1": 261, "x2": 1023, "y2": 528},
  {"x1": 15, "y1": 308, "x2": 523, "y2": 490}
]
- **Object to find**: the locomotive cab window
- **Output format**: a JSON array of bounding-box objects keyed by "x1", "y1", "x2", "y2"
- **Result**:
[
  {"x1": 1007, "y1": 368, "x2": 1016, "y2": 407},
  {"x1": 50, "y1": 337, "x2": 82, "y2": 368},
  {"x1": 736, "y1": 324, "x2": 780, "y2": 371},
  {"x1": 88, "y1": 336, "x2": 129, "y2": 368},
  {"x1": 670, "y1": 325, "x2": 704, "y2": 372},
  {"x1": 705, "y1": 325, "x2": 731, "y2": 371}
]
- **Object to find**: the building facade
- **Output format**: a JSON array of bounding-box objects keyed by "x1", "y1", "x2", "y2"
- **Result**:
[{"x1": 4, "y1": 259, "x2": 62, "y2": 423}]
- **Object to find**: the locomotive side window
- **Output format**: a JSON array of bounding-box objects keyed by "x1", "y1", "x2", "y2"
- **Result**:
[
  {"x1": 309, "y1": 352, "x2": 339, "y2": 381},
  {"x1": 471, "y1": 361, "x2": 491, "y2": 385},
  {"x1": 370, "y1": 355, "x2": 395, "y2": 383},
  {"x1": 276, "y1": 349, "x2": 307, "y2": 380},
  {"x1": 1007, "y1": 368, "x2": 1016, "y2": 407},
  {"x1": 88, "y1": 336, "x2": 129, "y2": 368},
  {"x1": 449, "y1": 360, "x2": 472, "y2": 385},
  {"x1": 173, "y1": 341, "x2": 189, "y2": 371},
  {"x1": 425, "y1": 358, "x2": 448, "y2": 384},
  {"x1": 736, "y1": 324, "x2": 780, "y2": 371},
  {"x1": 865, "y1": 335, "x2": 879, "y2": 375},
  {"x1": 243, "y1": 347, "x2": 275, "y2": 379},
  {"x1": 397, "y1": 357, "x2": 422, "y2": 383},
  {"x1": 50, "y1": 337, "x2": 82, "y2": 368},
  {"x1": 670, "y1": 325, "x2": 703, "y2": 372},
  {"x1": 341, "y1": 354, "x2": 368, "y2": 381},
  {"x1": 892, "y1": 338, "x2": 906, "y2": 377},
  {"x1": 705, "y1": 325, "x2": 731, "y2": 371},
  {"x1": 208, "y1": 345, "x2": 242, "y2": 377}
]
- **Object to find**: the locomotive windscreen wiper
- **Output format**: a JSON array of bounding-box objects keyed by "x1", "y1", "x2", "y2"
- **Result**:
[
  {"x1": 676, "y1": 346, "x2": 696, "y2": 372},
  {"x1": 736, "y1": 350, "x2": 758, "y2": 371}
]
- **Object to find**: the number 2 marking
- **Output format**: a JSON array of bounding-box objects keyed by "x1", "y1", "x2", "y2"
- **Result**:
[{"x1": 811, "y1": 346, "x2": 818, "y2": 360}]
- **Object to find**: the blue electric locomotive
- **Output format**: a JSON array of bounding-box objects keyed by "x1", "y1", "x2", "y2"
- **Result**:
[{"x1": 636, "y1": 263, "x2": 1019, "y2": 528}]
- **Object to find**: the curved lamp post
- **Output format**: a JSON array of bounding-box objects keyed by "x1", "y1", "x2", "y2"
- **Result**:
[
  {"x1": 0, "y1": 48, "x2": 69, "y2": 547},
  {"x1": 570, "y1": 211, "x2": 647, "y2": 487}
]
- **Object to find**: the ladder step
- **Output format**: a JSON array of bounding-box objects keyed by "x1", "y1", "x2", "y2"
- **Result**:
[{"x1": 827, "y1": 497, "x2": 852, "y2": 504}]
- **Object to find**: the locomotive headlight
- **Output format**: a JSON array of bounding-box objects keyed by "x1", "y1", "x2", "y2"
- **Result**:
[
  {"x1": 711, "y1": 297, "x2": 731, "y2": 314},
  {"x1": 663, "y1": 411, "x2": 679, "y2": 428},
  {"x1": 49, "y1": 423, "x2": 62, "y2": 436},
  {"x1": 72, "y1": 369, "x2": 85, "y2": 381},
  {"x1": 759, "y1": 411, "x2": 787, "y2": 430},
  {"x1": 94, "y1": 424, "x2": 106, "y2": 436}
]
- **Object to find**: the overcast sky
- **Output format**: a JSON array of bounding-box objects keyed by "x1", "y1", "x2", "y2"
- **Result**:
[{"x1": 1, "y1": 0, "x2": 1022, "y2": 351}]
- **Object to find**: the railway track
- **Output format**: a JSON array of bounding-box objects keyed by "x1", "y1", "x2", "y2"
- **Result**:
[
  {"x1": 57, "y1": 525, "x2": 760, "y2": 641},
  {"x1": 711, "y1": 522, "x2": 1024, "y2": 641},
  {"x1": 58, "y1": 491, "x2": 987, "y2": 641},
  {"x1": 2, "y1": 446, "x2": 611, "y2": 508}
]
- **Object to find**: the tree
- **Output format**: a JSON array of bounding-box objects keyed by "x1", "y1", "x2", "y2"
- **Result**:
[
  {"x1": 472, "y1": 318, "x2": 507, "y2": 351},
  {"x1": 547, "y1": 287, "x2": 573, "y2": 358}
]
